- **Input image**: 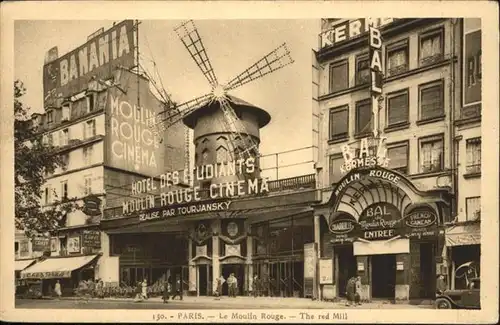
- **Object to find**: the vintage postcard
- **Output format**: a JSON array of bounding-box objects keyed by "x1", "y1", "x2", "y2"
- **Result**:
[{"x1": 0, "y1": 1, "x2": 498, "y2": 323}]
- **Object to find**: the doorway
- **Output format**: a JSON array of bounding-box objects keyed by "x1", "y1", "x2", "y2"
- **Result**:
[
  {"x1": 419, "y1": 242, "x2": 435, "y2": 298},
  {"x1": 221, "y1": 264, "x2": 244, "y2": 296},
  {"x1": 336, "y1": 246, "x2": 357, "y2": 297},
  {"x1": 198, "y1": 265, "x2": 212, "y2": 296},
  {"x1": 371, "y1": 254, "x2": 396, "y2": 299}
]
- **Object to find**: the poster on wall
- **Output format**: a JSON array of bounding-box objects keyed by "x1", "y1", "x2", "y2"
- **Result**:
[
  {"x1": 82, "y1": 230, "x2": 101, "y2": 248},
  {"x1": 319, "y1": 258, "x2": 334, "y2": 284},
  {"x1": 67, "y1": 236, "x2": 81, "y2": 253},
  {"x1": 303, "y1": 243, "x2": 317, "y2": 298},
  {"x1": 50, "y1": 237, "x2": 58, "y2": 252}
]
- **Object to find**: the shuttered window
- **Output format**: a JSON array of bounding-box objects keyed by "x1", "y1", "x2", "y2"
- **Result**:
[
  {"x1": 466, "y1": 137, "x2": 481, "y2": 174},
  {"x1": 355, "y1": 99, "x2": 372, "y2": 135},
  {"x1": 387, "y1": 90, "x2": 409, "y2": 126},
  {"x1": 329, "y1": 60, "x2": 348, "y2": 93},
  {"x1": 386, "y1": 39, "x2": 409, "y2": 77},
  {"x1": 420, "y1": 28, "x2": 443, "y2": 66},
  {"x1": 419, "y1": 135, "x2": 444, "y2": 173},
  {"x1": 387, "y1": 142, "x2": 409, "y2": 174},
  {"x1": 356, "y1": 55, "x2": 370, "y2": 85},
  {"x1": 420, "y1": 81, "x2": 444, "y2": 120},
  {"x1": 329, "y1": 155, "x2": 344, "y2": 185},
  {"x1": 329, "y1": 106, "x2": 349, "y2": 139}
]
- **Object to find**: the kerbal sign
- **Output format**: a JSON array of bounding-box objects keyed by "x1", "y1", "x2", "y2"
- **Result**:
[
  {"x1": 319, "y1": 18, "x2": 395, "y2": 50},
  {"x1": 43, "y1": 20, "x2": 135, "y2": 107}
]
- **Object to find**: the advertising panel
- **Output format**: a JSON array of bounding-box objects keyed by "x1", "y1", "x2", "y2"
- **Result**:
[
  {"x1": 67, "y1": 236, "x2": 81, "y2": 253},
  {"x1": 104, "y1": 72, "x2": 167, "y2": 177},
  {"x1": 319, "y1": 18, "x2": 396, "y2": 50},
  {"x1": 463, "y1": 19, "x2": 481, "y2": 108},
  {"x1": 303, "y1": 242, "x2": 317, "y2": 298},
  {"x1": 319, "y1": 258, "x2": 334, "y2": 284},
  {"x1": 32, "y1": 237, "x2": 50, "y2": 252},
  {"x1": 43, "y1": 20, "x2": 135, "y2": 108},
  {"x1": 82, "y1": 230, "x2": 101, "y2": 248}
]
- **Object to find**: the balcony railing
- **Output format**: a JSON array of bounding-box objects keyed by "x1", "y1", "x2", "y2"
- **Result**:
[{"x1": 103, "y1": 174, "x2": 316, "y2": 220}]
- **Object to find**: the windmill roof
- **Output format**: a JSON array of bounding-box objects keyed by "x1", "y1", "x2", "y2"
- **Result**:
[{"x1": 182, "y1": 94, "x2": 271, "y2": 129}]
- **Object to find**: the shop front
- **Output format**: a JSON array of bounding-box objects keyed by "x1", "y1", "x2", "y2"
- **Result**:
[
  {"x1": 20, "y1": 254, "x2": 101, "y2": 296},
  {"x1": 315, "y1": 166, "x2": 450, "y2": 303}
]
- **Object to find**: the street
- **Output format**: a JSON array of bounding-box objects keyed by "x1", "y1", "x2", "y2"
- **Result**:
[{"x1": 15, "y1": 296, "x2": 434, "y2": 310}]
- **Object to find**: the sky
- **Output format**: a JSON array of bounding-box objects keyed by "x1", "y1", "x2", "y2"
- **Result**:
[{"x1": 14, "y1": 19, "x2": 320, "y2": 179}]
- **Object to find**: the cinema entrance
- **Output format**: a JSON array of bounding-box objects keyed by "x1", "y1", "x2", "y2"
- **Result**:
[{"x1": 315, "y1": 166, "x2": 450, "y2": 302}]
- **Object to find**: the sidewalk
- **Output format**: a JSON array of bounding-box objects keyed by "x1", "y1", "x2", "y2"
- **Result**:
[{"x1": 57, "y1": 295, "x2": 432, "y2": 308}]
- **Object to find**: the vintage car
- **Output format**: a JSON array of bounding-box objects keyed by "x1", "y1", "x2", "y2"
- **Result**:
[{"x1": 435, "y1": 278, "x2": 480, "y2": 309}]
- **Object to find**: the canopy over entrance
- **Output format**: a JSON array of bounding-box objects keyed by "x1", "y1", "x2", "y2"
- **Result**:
[
  {"x1": 20, "y1": 255, "x2": 99, "y2": 279},
  {"x1": 326, "y1": 166, "x2": 449, "y2": 223}
]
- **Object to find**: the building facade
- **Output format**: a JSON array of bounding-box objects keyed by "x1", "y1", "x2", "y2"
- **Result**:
[
  {"x1": 18, "y1": 21, "x2": 186, "y2": 296},
  {"x1": 312, "y1": 18, "x2": 481, "y2": 303},
  {"x1": 100, "y1": 97, "x2": 317, "y2": 297}
]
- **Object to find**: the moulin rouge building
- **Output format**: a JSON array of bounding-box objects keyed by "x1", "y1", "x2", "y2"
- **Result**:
[{"x1": 311, "y1": 18, "x2": 481, "y2": 303}]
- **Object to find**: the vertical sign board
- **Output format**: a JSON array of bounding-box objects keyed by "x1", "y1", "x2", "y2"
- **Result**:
[
  {"x1": 303, "y1": 243, "x2": 317, "y2": 298},
  {"x1": 104, "y1": 78, "x2": 167, "y2": 177},
  {"x1": 463, "y1": 18, "x2": 481, "y2": 117},
  {"x1": 369, "y1": 26, "x2": 383, "y2": 137},
  {"x1": 43, "y1": 20, "x2": 136, "y2": 108}
]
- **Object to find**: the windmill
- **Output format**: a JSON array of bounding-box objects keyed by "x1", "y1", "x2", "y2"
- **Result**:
[{"x1": 150, "y1": 20, "x2": 294, "y2": 163}]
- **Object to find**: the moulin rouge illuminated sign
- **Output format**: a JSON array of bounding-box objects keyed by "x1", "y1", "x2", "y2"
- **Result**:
[
  {"x1": 122, "y1": 157, "x2": 269, "y2": 215},
  {"x1": 339, "y1": 137, "x2": 390, "y2": 173}
]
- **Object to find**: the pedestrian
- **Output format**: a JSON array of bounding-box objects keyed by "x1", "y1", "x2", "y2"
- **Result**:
[
  {"x1": 354, "y1": 276, "x2": 362, "y2": 306},
  {"x1": 54, "y1": 280, "x2": 62, "y2": 300},
  {"x1": 134, "y1": 281, "x2": 143, "y2": 302},
  {"x1": 214, "y1": 278, "x2": 221, "y2": 299},
  {"x1": 227, "y1": 273, "x2": 234, "y2": 298},
  {"x1": 232, "y1": 274, "x2": 238, "y2": 298},
  {"x1": 436, "y1": 274, "x2": 447, "y2": 295},
  {"x1": 252, "y1": 273, "x2": 260, "y2": 298},
  {"x1": 345, "y1": 276, "x2": 356, "y2": 307},
  {"x1": 162, "y1": 278, "x2": 171, "y2": 303},
  {"x1": 96, "y1": 279, "x2": 104, "y2": 299},
  {"x1": 217, "y1": 275, "x2": 226, "y2": 299},
  {"x1": 171, "y1": 277, "x2": 183, "y2": 300},
  {"x1": 141, "y1": 278, "x2": 148, "y2": 300}
]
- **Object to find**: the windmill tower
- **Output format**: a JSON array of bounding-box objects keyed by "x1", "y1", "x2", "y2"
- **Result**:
[{"x1": 150, "y1": 20, "x2": 294, "y2": 187}]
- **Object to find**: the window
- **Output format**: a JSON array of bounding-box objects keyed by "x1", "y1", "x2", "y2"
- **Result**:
[
  {"x1": 329, "y1": 155, "x2": 344, "y2": 185},
  {"x1": 216, "y1": 146, "x2": 229, "y2": 163},
  {"x1": 420, "y1": 28, "x2": 443, "y2": 66},
  {"x1": 15, "y1": 242, "x2": 19, "y2": 256},
  {"x1": 201, "y1": 149, "x2": 209, "y2": 164},
  {"x1": 87, "y1": 93, "x2": 96, "y2": 112},
  {"x1": 356, "y1": 55, "x2": 370, "y2": 85},
  {"x1": 355, "y1": 99, "x2": 372, "y2": 135},
  {"x1": 61, "y1": 153, "x2": 69, "y2": 171},
  {"x1": 83, "y1": 146, "x2": 93, "y2": 165},
  {"x1": 44, "y1": 186, "x2": 52, "y2": 204},
  {"x1": 62, "y1": 104, "x2": 71, "y2": 120},
  {"x1": 47, "y1": 110, "x2": 54, "y2": 124},
  {"x1": 329, "y1": 106, "x2": 349, "y2": 140},
  {"x1": 466, "y1": 137, "x2": 481, "y2": 174},
  {"x1": 386, "y1": 39, "x2": 409, "y2": 77},
  {"x1": 467, "y1": 50, "x2": 482, "y2": 87},
  {"x1": 419, "y1": 81, "x2": 444, "y2": 120},
  {"x1": 419, "y1": 135, "x2": 444, "y2": 173},
  {"x1": 386, "y1": 89, "x2": 409, "y2": 127},
  {"x1": 47, "y1": 133, "x2": 54, "y2": 147},
  {"x1": 61, "y1": 181, "x2": 68, "y2": 200},
  {"x1": 329, "y1": 60, "x2": 348, "y2": 93},
  {"x1": 84, "y1": 175, "x2": 92, "y2": 196},
  {"x1": 387, "y1": 142, "x2": 409, "y2": 174},
  {"x1": 84, "y1": 119, "x2": 96, "y2": 139},
  {"x1": 61, "y1": 128, "x2": 69, "y2": 146},
  {"x1": 466, "y1": 197, "x2": 481, "y2": 221}
]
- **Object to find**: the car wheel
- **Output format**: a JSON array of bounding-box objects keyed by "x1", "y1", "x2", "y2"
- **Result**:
[{"x1": 435, "y1": 298, "x2": 453, "y2": 309}]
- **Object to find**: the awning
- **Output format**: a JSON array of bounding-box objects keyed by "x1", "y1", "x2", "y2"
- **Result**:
[
  {"x1": 15, "y1": 259, "x2": 36, "y2": 271},
  {"x1": 445, "y1": 223, "x2": 481, "y2": 247},
  {"x1": 353, "y1": 238, "x2": 410, "y2": 256},
  {"x1": 20, "y1": 255, "x2": 99, "y2": 279}
]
